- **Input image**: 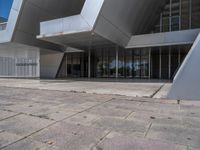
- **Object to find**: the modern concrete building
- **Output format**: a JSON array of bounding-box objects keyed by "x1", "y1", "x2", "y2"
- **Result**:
[{"x1": 0, "y1": 0, "x2": 200, "y2": 99}]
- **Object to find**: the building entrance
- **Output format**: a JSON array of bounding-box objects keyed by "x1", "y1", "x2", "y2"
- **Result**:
[{"x1": 57, "y1": 45, "x2": 190, "y2": 80}]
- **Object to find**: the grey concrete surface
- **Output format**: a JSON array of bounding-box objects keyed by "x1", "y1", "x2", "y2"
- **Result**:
[
  {"x1": 0, "y1": 79, "x2": 170, "y2": 98},
  {"x1": 0, "y1": 81, "x2": 199, "y2": 150}
]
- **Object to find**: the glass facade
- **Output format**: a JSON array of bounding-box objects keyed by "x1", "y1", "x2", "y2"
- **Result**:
[
  {"x1": 154, "y1": 0, "x2": 200, "y2": 32},
  {"x1": 57, "y1": 45, "x2": 190, "y2": 80}
]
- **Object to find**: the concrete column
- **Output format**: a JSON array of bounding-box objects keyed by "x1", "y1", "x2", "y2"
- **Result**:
[
  {"x1": 88, "y1": 50, "x2": 91, "y2": 78},
  {"x1": 116, "y1": 46, "x2": 119, "y2": 79}
]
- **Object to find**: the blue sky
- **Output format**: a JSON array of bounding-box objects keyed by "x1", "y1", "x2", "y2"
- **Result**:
[{"x1": 0, "y1": 0, "x2": 13, "y2": 19}]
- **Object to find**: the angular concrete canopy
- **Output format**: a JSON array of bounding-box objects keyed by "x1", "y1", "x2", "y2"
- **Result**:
[
  {"x1": 0, "y1": 0, "x2": 87, "y2": 52},
  {"x1": 38, "y1": 0, "x2": 165, "y2": 49}
]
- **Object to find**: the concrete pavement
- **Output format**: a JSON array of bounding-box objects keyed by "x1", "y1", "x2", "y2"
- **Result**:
[
  {"x1": 0, "y1": 80, "x2": 199, "y2": 149},
  {"x1": 0, "y1": 79, "x2": 171, "y2": 98}
]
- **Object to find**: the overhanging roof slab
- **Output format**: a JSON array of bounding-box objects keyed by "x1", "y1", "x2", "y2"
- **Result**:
[
  {"x1": 37, "y1": 0, "x2": 104, "y2": 42},
  {"x1": 126, "y1": 29, "x2": 200, "y2": 48}
]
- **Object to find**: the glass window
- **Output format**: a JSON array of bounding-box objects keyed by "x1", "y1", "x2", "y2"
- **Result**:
[
  {"x1": 181, "y1": 0, "x2": 190, "y2": 29},
  {"x1": 191, "y1": 0, "x2": 200, "y2": 28}
]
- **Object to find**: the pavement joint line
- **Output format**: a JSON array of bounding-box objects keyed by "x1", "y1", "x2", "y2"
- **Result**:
[
  {"x1": 144, "y1": 122, "x2": 152, "y2": 137},
  {"x1": 0, "y1": 113, "x2": 22, "y2": 122},
  {"x1": 0, "y1": 98, "x2": 115, "y2": 149},
  {"x1": 124, "y1": 110, "x2": 135, "y2": 120},
  {"x1": 91, "y1": 130, "x2": 112, "y2": 149},
  {"x1": 150, "y1": 83, "x2": 165, "y2": 98}
]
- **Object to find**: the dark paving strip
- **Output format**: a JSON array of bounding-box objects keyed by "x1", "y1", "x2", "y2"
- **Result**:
[
  {"x1": 150, "y1": 84, "x2": 165, "y2": 98},
  {"x1": 0, "y1": 98, "x2": 115, "y2": 149},
  {"x1": 124, "y1": 110, "x2": 135, "y2": 119},
  {"x1": 144, "y1": 123, "x2": 152, "y2": 137},
  {"x1": 0, "y1": 113, "x2": 22, "y2": 122},
  {"x1": 91, "y1": 130, "x2": 112, "y2": 150}
]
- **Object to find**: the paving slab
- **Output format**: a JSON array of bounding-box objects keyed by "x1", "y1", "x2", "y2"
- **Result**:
[
  {"x1": 2, "y1": 138, "x2": 50, "y2": 150},
  {"x1": 64, "y1": 112, "x2": 101, "y2": 126},
  {"x1": 147, "y1": 123, "x2": 200, "y2": 148},
  {"x1": 0, "y1": 131, "x2": 23, "y2": 149},
  {"x1": 31, "y1": 122, "x2": 109, "y2": 150},
  {"x1": 92, "y1": 117, "x2": 150, "y2": 134},
  {"x1": 0, "y1": 110, "x2": 18, "y2": 121},
  {"x1": 97, "y1": 133, "x2": 187, "y2": 150},
  {"x1": 86, "y1": 104, "x2": 132, "y2": 119},
  {"x1": 0, "y1": 114, "x2": 54, "y2": 137},
  {"x1": 126, "y1": 110, "x2": 182, "y2": 126}
]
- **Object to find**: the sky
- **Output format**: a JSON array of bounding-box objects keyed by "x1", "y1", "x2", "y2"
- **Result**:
[{"x1": 0, "y1": 0, "x2": 13, "y2": 19}]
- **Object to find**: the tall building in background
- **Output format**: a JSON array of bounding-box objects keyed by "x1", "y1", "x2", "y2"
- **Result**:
[{"x1": 0, "y1": 0, "x2": 200, "y2": 100}]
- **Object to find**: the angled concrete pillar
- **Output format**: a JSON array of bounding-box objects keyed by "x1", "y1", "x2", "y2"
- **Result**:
[
  {"x1": 40, "y1": 52, "x2": 64, "y2": 79},
  {"x1": 168, "y1": 33, "x2": 200, "y2": 100}
]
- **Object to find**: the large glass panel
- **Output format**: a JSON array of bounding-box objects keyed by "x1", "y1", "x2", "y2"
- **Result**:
[
  {"x1": 171, "y1": 46, "x2": 179, "y2": 79},
  {"x1": 92, "y1": 47, "x2": 116, "y2": 78},
  {"x1": 57, "y1": 55, "x2": 67, "y2": 78},
  {"x1": 102, "y1": 49, "x2": 109, "y2": 77},
  {"x1": 181, "y1": 0, "x2": 190, "y2": 29},
  {"x1": 93, "y1": 49, "x2": 102, "y2": 78},
  {"x1": 171, "y1": 0, "x2": 180, "y2": 31},
  {"x1": 108, "y1": 48, "x2": 116, "y2": 78},
  {"x1": 67, "y1": 54, "x2": 72, "y2": 77},
  {"x1": 162, "y1": 0, "x2": 170, "y2": 32},
  {"x1": 125, "y1": 50, "x2": 133, "y2": 78},
  {"x1": 161, "y1": 47, "x2": 169, "y2": 79},
  {"x1": 140, "y1": 49, "x2": 149, "y2": 78},
  {"x1": 133, "y1": 50, "x2": 141, "y2": 78},
  {"x1": 118, "y1": 50, "x2": 125, "y2": 78},
  {"x1": 151, "y1": 48, "x2": 160, "y2": 79},
  {"x1": 191, "y1": 0, "x2": 200, "y2": 28}
]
